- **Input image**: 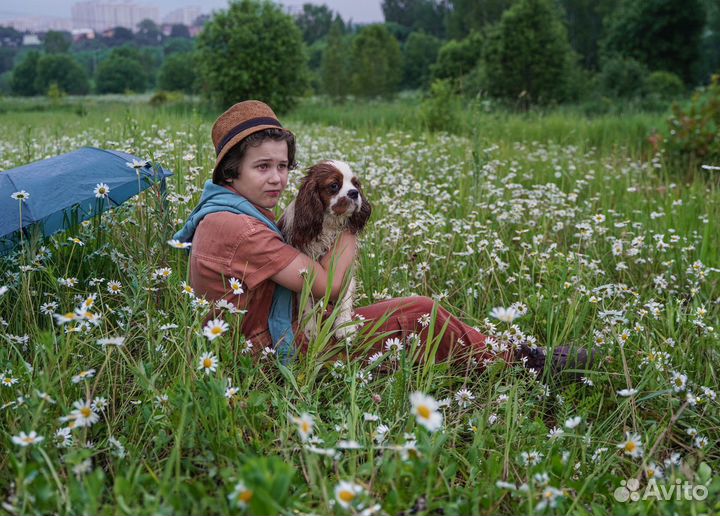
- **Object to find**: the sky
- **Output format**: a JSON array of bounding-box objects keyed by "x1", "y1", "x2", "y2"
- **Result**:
[{"x1": 0, "y1": 0, "x2": 384, "y2": 23}]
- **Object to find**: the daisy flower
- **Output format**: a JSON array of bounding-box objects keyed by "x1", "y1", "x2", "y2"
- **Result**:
[
  {"x1": 693, "y1": 436, "x2": 708, "y2": 449},
  {"x1": 454, "y1": 388, "x2": 475, "y2": 408},
  {"x1": 228, "y1": 277, "x2": 244, "y2": 295},
  {"x1": 94, "y1": 183, "x2": 110, "y2": 198},
  {"x1": 670, "y1": 371, "x2": 687, "y2": 392},
  {"x1": 617, "y1": 432, "x2": 643, "y2": 458},
  {"x1": 489, "y1": 306, "x2": 521, "y2": 323},
  {"x1": 334, "y1": 480, "x2": 363, "y2": 509},
  {"x1": 180, "y1": 281, "x2": 194, "y2": 296},
  {"x1": 0, "y1": 285, "x2": 8, "y2": 296},
  {"x1": 12, "y1": 431, "x2": 44, "y2": 447},
  {"x1": 292, "y1": 413, "x2": 314, "y2": 441},
  {"x1": 11, "y1": 190, "x2": 30, "y2": 201},
  {"x1": 54, "y1": 427, "x2": 73, "y2": 448},
  {"x1": 228, "y1": 481, "x2": 253, "y2": 508},
  {"x1": 617, "y1": 388, "x2": 638, "y2": 397},
  {"x1": 167, "y1": 239, "x2": 191, "y2": 249},
  {"x1": 1, "y1": 373, "x2": 18, "y2": 387},
  {"x1": 106, "y1": 281, "x2": 122, "y2": 294},
  {"x1": 564, "y1": 416, "x2": 582, "y2": 429},
  {"x1": 198, "y1": 352, "x2": 218, "y2": 375},
  {"x1": 536, "y1": 486, "x2": 563, "y2": 510},
  {"x1": 225, "y1": 385, "x2": 239, "y2": 399},
  {"x1": 203, "y1": 318, "x2": 228, "y2": 341},
  {"x1": 71, "y1": 368, "x2": 96, "y2": 384},
  {"x1": 70, "y1": 399, "x2": 100, "y2": 427},
  {"x1": 97, "y1": 336, "x2": 125, "y2": 348},
  {"x1": 126, "y1": 159, "x2": 149, "y2": 171},
  {"x1": 409, "y1": 391, "x2": 443, "y2": 432},
  {"x1": 68, "y1": 237, "x2": 85, "y2": 246}
]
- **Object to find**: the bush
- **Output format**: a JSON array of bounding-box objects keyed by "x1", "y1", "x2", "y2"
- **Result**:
[
  {"x1": 196, "y1": 0, "x2": 308, "y2": 113},
  {"x1": 350, "y1": 24, "x2": 403, "y2": 99},
  {"x1": 10, "y1": 51, "x2": 41, "y2": 96},
  {"x1": 598, "y1": 57, "x2": 649, "y2": 99},
  {"x1": 34, "y1": 54, "x2": 90, "y2": 95},
  {"x1": 482, "y1": 0, "x2": 578, "y2": 106},
  {"x1": 402, "y1": 31, "x2": 441, "y2": 89},
  {"x1": 646, "y1": 71, "x2": 685, "y2": 100},
  {"x1": 158, "y1": 52, "x2": 197, "y2": 94},
  {"x1": 95, "y1": 56, "x2": 146, "y2": 94},
  {"x1": 420, "y1": 79, "x2": 461, "y2": 132},
  {"x1": 659, "y1": 74, "x2": 720, "y2": 173},
  {"x1": 430, "y1": 31, "x2": 483, "y2": 85}
]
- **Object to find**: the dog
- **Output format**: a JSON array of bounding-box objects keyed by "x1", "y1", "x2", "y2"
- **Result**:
[{"x1": 279, "y1": 160, "x2": 372, "y2": 341}]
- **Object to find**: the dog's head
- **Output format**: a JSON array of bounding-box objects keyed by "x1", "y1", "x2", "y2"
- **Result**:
[{"x1": 291, "y1": 160, "x2": 372, "y2": 248}]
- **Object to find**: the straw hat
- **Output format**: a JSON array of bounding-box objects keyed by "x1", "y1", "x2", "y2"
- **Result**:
[{"x1": 211, "y1": 100, "x2": 288, "y2": 182}]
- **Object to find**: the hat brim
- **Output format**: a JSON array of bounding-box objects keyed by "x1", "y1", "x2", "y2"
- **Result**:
[{"x1": 212, "y1": 124, "x2": 289, "y2": 184}]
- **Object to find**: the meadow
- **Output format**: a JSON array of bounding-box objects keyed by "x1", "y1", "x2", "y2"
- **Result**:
[{"x1": 0, "y1": 97, "x2": 718, "y2": 515}]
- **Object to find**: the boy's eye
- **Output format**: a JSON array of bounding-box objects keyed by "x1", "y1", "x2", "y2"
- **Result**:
[{"x1": 258, "y1": 163, "x2": 268, "y2": 170}]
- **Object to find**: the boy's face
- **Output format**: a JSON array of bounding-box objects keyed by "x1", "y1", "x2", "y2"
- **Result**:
[{"x1": 227, "y1": 140, "x2": 289, "y2": 209}]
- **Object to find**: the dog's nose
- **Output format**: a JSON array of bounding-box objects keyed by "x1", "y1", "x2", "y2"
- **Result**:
[{"x1": 347, "y1": 189, "x2": 359, "y2": 200}]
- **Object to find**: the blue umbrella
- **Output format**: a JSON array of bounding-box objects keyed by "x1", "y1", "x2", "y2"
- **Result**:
[{"x1": 0, "y1": 147, "x2": 173, "y2": 255}]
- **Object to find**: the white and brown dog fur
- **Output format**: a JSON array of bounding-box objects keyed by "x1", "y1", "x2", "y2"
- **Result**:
[{"x1": 279, "y1": 160, "x2": 372, "y2": 341}]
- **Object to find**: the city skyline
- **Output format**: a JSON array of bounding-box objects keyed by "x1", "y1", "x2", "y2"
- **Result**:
[{"x1": 0, "y1": 0, "x2": 384, "y2": 27}]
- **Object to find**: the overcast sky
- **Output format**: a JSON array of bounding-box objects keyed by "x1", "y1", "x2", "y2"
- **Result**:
[{"x1": 0, "y1": 0, "x2": 384, "y2": 23}]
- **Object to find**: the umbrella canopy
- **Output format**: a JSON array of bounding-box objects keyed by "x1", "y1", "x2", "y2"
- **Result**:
[{"x1": 0, "y1": 147, "x2": 173, "y2": 254}]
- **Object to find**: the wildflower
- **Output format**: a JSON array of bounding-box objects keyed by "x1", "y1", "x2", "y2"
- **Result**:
[
  {"x1": 160, "y1": 323, "x2": 178, "y2": 331},
  {"x1": 97, "y1": 336, "x2": 125, "y2": 348},
  {"x1": 617, "y1": 388, "x2": 638, "y2": 397},
  {"x1": 72, "y1": 459, "x2": 93, "y2": 478},
  {"x1": 54, "y1": 311, "x2": 78, "y2": 325},
  {"x1": 228, "y1": 277, "x2": 244, "y2": 295},
  {"x1": 70, "y1": 399, "x2": 100, "y2": 427},
  {"x1": 106, "y1": 281, "x2": 122, "y2": 294},
  {"x1": 490, "y1": 306, "x2": 521, "y2": 323},
  {"x1": 384, "y1": 337, "x2": 403, "y2": 354},
  {"x1": 167, "y1": 239, "x2": 191, "y2": 249},
  {"x1": 519, "y1": 450, "x2": 544, "y2": 467},
  {"x1": 261, "y1": 346, "x2": 276, "y2": 359},
  {"x1": 363, "y1": 412, "x2": 380, "y2": 422},
  {"x1": 536, "y1": 486, "x2": 564, "y2": 510},
  {"x1": 126, "y1": 159, "x2": 149, "y2": 171},
  {"x1": 94, "y1": 183, "x2": 110, "y2": 198},
  {"x1": 368, "y1": 351, "x2": 383, "y2": 365},
  {"x1": 581, "y1": 376, "x2": 594, "y2": 386},
  {"x1": 68, "y1": 237, "x2": 85, "y2": 246},
  {"x1": 180, "y1": 281, "x2": 194, "y2": 296},
  {"x1": 203, "y1": 318, "x2": 228, "y2": 341},
  {"x1": 417, "y1": 313, "x2": 432, "y2": 327},
  {"x1": 11, "y1": 190, "x2": 30, "y2": 201},
  {"x1": 74, "y1": 308, "x2": 102, "y2": 326},
  {"x1": 564, "y1": 416, "x2": 582, "y2": 429},
  {"x1": 91, "y1": 397, "x2": 108, "y2": 411},
  {"x1": 337, "y1": 439, "x2": 362, "y2": 450},
  {"x1": 198, "y1": 352, "x2": 218, "y2": 375},
  {"x1": 693, "y1": 436, "x2": 708, "y2": 449},
  {"x1": 153, "y1": 267, "x2": 172, "y2": 281},
  {"x1": 454, "y1": 388, "x2": 475, "y2": 408},
  {"x1": 670, "y1": 371, "x2": 687, "y2": 392},
  {"x1": 225, "y1": 385, "x2": 239, "y2": 399},
  {"x1": 238, "y1": 339, "x2": 253, "y2": 354},
  {"x1": 409, "y1": 391, "x2": 443, "y2": 432},
  {"x1": 1, "y1": 373, "x2": 18, "y2": 387},
  {"x1": 40, "y1": 301, "x2": 58, "y2": 315},
  {"x1": 547, "y1": 426, "x2": 564, "y2": 439},
  {"x1": 72, "y1": 368, "x2": 96, "y2": 384},
  {"x1": 228, "y1": 481, "x2": 253, "y2": 508},
  {"x1": 108, "y1": 436, "x2": 126, "y2": 458},
  {"x1": 35, "y1": 390, "x2": 55, "y2": 404},
  {"x1": 646, "y1": 463, "x2": 664, "y2": 480},
  {"x1": 12, "y1": 431, "x2": 44, "y2": 447},
  {"x1": 54, "y1": 427, "x2": 73, "y2": 448},
  {"x1": 374, "y1": 424, "x2": 389, "y2": 444},
  {"x1": 617, "y1": 432, "x2": 643, "y2": 458},
  {"x1": 334, "y1": 480, "x2": 363, "y2": 509},
  {"x1": 292, "y1": 413, "x2": 314, "y2": 441},
  {"x1": 0, "y1": 286, "x2": 7, "y2": 296}
]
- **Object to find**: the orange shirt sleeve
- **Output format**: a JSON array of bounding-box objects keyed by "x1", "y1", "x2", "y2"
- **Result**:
[{"x1": 229, "y1": 217, "x2": 301, "y2": 290}]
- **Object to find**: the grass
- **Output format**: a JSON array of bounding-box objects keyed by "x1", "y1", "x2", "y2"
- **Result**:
[{"x1": 0, "y1": 96, "x2": 718, "y2": 515}]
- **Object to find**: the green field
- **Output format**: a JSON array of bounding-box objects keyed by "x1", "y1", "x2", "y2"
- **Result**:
[{"x1": 0, "y1": 98, "x2": 718, "y2": 515}]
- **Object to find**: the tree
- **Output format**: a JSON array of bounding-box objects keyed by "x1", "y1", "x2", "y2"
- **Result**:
[
  {"x1": 403, "y1": 31, "x2": 441, "y2": 89},
  {"x1": 445, "y1": 0, "x2": 512, "y2": 39},
  {"x1": 95, "y1": 51, "x2": 147, "y2": 93},
  {"x1": 170, "y1": 24, "x2": 191, "y2": 38},
  {"x1": 295, "y1": 3, "x2": 336, "y2": 44},
  {"x1": 431, "y1": 31, "x2": 483, "y2": 83},
  {"x1": 698, "y1": 0, "x2": 720, "y2": 83},
  {"x1": 0, "y1": 48, "x2": 16, "y2": 74},
  {"x1": 159, "y1": 52, "x2": 197, "y2": 93},
  {"x1": 10, "y1": 51, "x2": 41, "y2": 96},
  {"x1": 603, "y1": 0, "x2": 706, "y2": 84},
  {"x1": 196, "y1": 0, "x2": 308, "y2": 113},
  {"x1": 135, "y1": 19, "x2": 163, "y2": 45},
  {"x1": 34, "y1": 54, "x2": 89, "y2": 95},
  {"x1": 382, "y1": 0, "x2": 447, "y2": 38},
  {"x1": 559, "y1": 0, "x2": 619, "y2": 70},
  {"x1": 350, "y1": 24, "x2": 403, "y2": 98},
  {"x1": 164, "y1": 37, "x2": 194, "y2": 56},
  {"x1": 103, "y1": 26, "x2": 134, "y2": 46},
  {"x1": 483, "y1": 0, "x2": 578, "y2": 105},
  {"x1": 43, "y1": 30, "x2": 72, "y2": 54},
  {"x1": 321, "y1": 19, "x2": 349, "y2": 100}
]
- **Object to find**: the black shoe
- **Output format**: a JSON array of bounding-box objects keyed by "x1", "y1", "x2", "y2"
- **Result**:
[{"x1": 515, "y1": 343, "x2": 595, "y2": 378}]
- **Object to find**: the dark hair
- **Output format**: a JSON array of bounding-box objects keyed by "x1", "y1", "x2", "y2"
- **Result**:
[{"x1": 213, "y1": 128, "x2": 297, "y2": 185}]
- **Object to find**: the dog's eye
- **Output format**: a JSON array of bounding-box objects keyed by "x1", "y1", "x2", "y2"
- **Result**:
[{"x1": 329, "y1": 183, "x2": 339, "y2": 193}]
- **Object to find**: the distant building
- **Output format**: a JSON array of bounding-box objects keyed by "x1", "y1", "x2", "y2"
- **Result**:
[
  {"x1": 22, "y1": 34, "x2": 41, "y2": 46},
  {"x1": 162, "y1": 7, "x2": 202, "y2": 27},
  {"x1": 71, "y1": 28, "x2": 96, "y2": 42},
  {"x1": 3, "y1": 17, "x2": 73, "y2": 32},
  {"x1": 71, "y1": 1, "x2": 160, "y2": 32}
]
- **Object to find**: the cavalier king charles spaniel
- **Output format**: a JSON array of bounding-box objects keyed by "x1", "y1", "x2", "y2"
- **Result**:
[{"x1": 280, "y1": 160, "x2": 372, "y2": 341}]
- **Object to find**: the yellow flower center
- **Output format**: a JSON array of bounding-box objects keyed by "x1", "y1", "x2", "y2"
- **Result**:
[
  {"x1": 80, "y1": 407, "x2": 92, "y2": 418},
  {"x1": 211, "y1": 327, "x2": 222, "y2": 335},
  {"x1": 65, "y1": 312, "x2": 76, "y2": 319},
  {"x1": 339, "y1": 490, "x2": 355, "y2": 503},
  {"x1": 85, "y1": 298, "x2": 94, "y2": 306},
  {"x1": 183, "y1": 286, "x2": 192, "y2": 293},
  {"x1": 625, "y1": 441, "x2": 636, "y2": 453},
  {"x1": 22, "y1": 436, "x2": 33, "y2": 443},
  {"x1": 239, "y1": 490, "x2": 253, "y2": 503},
  {"x1": 417, "y1": 405, "x2": 431, "y2": 419},
  {"x1": 301, "y1": 421, "x2": 311, "y2": 434},
  {"x1": 203, "y1": 358, "x2": 213, "y2": 368}
]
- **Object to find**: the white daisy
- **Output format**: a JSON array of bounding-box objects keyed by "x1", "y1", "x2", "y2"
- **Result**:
[
  {"x1": 410, "y1": 391, "x2": 443, "y2": 432},
  {"x1": 11, "y1": 190, "x2": 30, "y2": 201},
  {"x1": 334, "y1": 480, "x2": 363, "y2": 509},
  {"x1": 198, "y1": 352, "x2": 218, "y2": 375},
  {"x1": 12, "y1": 431, "x2": 44, "y2": 447},
  {"x1": 203, "y1": 318, "x2": 229, "y2": 341},
  {"x1": 94, "y1": 183, "x2": 110, "y2": 198}
]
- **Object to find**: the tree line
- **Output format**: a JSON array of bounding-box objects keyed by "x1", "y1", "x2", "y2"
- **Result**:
[{"x1": 1, "y1": 0, "x2": 718, "y2": 111}]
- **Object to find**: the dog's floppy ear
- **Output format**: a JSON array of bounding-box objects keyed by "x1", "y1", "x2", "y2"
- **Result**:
[
  {"x1": 348, "y1": 189, "x2": 372, "y2": 234},
  {"x1": 292, "y1": 169, "x2": 325, "y2": 249}
]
